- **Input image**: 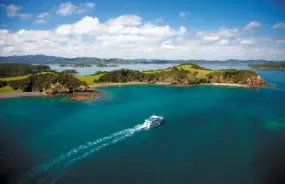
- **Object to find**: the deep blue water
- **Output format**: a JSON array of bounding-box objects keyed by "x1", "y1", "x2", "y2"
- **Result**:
[{"x1": 1, "y1": 69, "x2": 285, "y2": 184}]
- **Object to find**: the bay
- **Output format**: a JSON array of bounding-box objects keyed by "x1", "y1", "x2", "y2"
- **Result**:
[{"x1": 1, "y1": 68, "x2": 285, "y2": 184}]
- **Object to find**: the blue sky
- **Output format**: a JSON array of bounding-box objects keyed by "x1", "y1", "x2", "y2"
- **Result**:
[{"x1": 0, "y1": 0, "x2": 285, "y2": 60}]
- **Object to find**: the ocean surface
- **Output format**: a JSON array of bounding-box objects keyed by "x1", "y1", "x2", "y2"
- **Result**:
[{"x1": 1, "y1": 65, "x2": 285, "y2": 184}]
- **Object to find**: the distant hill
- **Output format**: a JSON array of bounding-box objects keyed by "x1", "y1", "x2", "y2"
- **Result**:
[
  {"x1": 0, "y1": 55, "x2": 275, "y2": 65},
  {"x1": 249, "y1": 61, "x2": 285, "y2": 69}
]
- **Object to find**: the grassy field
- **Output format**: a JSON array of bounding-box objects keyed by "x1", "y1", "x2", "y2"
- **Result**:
[
  {"x1": 76, "y1": 74, "x2": 104, "y2": 85},
  {"x1": 0, "y1": 72, "x2": 102, "y2": 86},
  {"x1": 0, "y1": 85, "x2": 21, "y2": 93},
  {"x1": 0, "y1": 64, "x2": 213, "y2": 92},
  {"x1": 0, "y1": 75, "x2": 30, "y2": 81},
  {"x1": 0, "y1": 72, "x2": 54, "y2": 81},
  {"x1": 143, "y1": 68, "x2": 172, "y2": 74},
  {"x1": 176, "y1": 64, "x2": 212, "y2": 78},
  {"x1": 143, "y1": 64, "x2": 212, "y2": 79}
]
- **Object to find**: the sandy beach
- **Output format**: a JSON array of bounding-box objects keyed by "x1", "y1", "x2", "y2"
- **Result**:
[
  {"x1": 89, "y1": 82, "x2": 170, "y2": 88},
  {"x1": 89, "y1": 82, "x2": 257, "y2": 88},
  {"x1": 200, "y1": 83, "x2": 251, "y2": 88},
  {"x1": 0, "y1": 92, "x2": 44, "y2": 99}
]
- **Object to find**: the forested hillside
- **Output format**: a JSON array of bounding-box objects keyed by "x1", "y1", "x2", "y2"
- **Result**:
[{"x1": 0, "y1": 63, "x2": 50, "y2": 77}]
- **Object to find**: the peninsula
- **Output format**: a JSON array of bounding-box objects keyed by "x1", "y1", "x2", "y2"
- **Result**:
[
  {"x1": 0, "y1": 63, "x2": 99, "y2": 100},
  {"x1": 0, "y1": 63, "x2": 267, "y2": 100},
  {"x1": 80, "y1": 63, "x2": 266, "y2": 88}
]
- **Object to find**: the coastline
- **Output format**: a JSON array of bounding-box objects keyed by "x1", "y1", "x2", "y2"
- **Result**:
[
  {"x1": 90, "y1": 82, "x2": 263, "y2": 88},
  {"x1": 89, "y1": 82, "x2": 169, "y2": 88},
  {"x1": 199, "y1": 83, "x2": 253, "y2": 88},
  {"x1": 0, "y1": 82, "x2": 266, "y2": 99},
  {"x1": 0, "y1": 92, "x2": 44, "y2": 99}
]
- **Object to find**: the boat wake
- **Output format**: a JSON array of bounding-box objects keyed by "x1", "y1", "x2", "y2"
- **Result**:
[{"x1": 26, "y1": 123, "x2": 148, "y2": 183}]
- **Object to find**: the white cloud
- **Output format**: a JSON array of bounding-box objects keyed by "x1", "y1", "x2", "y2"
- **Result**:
[
  {"x1": 37, "y1": 12, "x2": 49, "y2": 19},
  {"x1": 1, "y1": 4, "x2": 32, "y2": 19},
  {"x1": 217, "y1": 27, "x2": 240, "y2": 38},
  {"x1": 276, "y1": 39, "x2": 285, "y2": 44},
  {"x1": 17, "y1": 13, "x2": 32, "y2": 20},
  {"x1": 56, "y1": 2, "x2": 95, "y2": 16},
  {"x1": 1, "y1": 16, "x2": 284, "y2": 60},
  {"x1": 179, "y1": 12, "x2": 190, "y2": 19},
  {"x1": 5, "y1": 4, "x2": 20, "y2": 17},
  {"x1": 106, "y1": 15, "x2": 142, "y2": 26},
  {"x1": 240, "y1": 39, "x2": 255, "y2": 45},
  {"x1": 56, "y1": 2, "x2": 77, "y2": 16},
  {"x1": 35, "y1": 19, "x2": 47, "y2": 24},
  {"x1": 55, "y1": 15, "x2": 184, "y2": 37},
  {"x1": 243, "y1": 21, "x2": 261, "y2": 31},
  {"x1": 217, "y1": 39, "x2": 229, "y2": 45},
  {"x1": 35, "y1": 12, "x2": 49, "y2": 24},
  {"x1": 196, "y1": 21, "x2": 262, "y2": 45},
  {"x1": 272, "y1": 22, "x2": 285, "y2": 29},
  {"x1": 203, "y1": 35, "x2": 220, "y2": 41},
  {"x1": 83, "y1": 2, "x2": 96, "y2": 9}
]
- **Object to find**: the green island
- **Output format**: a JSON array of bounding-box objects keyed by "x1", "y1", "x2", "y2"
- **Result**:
[
  {"x1": 59, "y1": 63, "x2": 92, "y2": 67},
  {"x1": 0, "y1": 63, "x2": 266, "y2": 100},
  {"x1": 95, "y1": 63, "x2": 119, "y2": 67},
  {"x1": 249, "y1": 61, "x2": 285, "y2": 70},
  {"x1": 0, "y1": 63, "x2": 98, "y2": 101},
  {"x1": 80, "y1": 63, "x2": 266, "y2": 87}
]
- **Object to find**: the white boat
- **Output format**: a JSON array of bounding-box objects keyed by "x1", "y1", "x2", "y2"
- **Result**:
[{"x1": 144, "y1": 115, "x2": 164, "y2": 128}]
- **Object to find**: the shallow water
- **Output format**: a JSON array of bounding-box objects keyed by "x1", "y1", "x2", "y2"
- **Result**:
[{"x1": 1, "y1": 69, "x2": 285, "y2": 184}]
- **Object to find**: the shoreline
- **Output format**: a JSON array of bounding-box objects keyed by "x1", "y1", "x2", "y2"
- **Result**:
[
  {"x1": 199, "y1": 83, "x2": 254, "y2": 88},
  {"x1": 89, "y1": 82, "x2": 169, "y2": 87},
  {"x1": 90, "y1": 82, "x2": 263, "y2": 88},
  {"x1": 0, "y1": 92, "x2": 44, "y2": 99},
  {"x1": 0, "y1": 82, "x2": 266, "y2": 99}
]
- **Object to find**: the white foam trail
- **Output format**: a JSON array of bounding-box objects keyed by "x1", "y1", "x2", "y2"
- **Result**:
[
  {"x1": 66, "y1": 124, "x2": 147, "y2": 166},
  {"x1": 50, "y1": 172, "x2": 66, "y2": 184},
  {"x1": 31, "y1": 123, "x2": 147, "y2": 175}
]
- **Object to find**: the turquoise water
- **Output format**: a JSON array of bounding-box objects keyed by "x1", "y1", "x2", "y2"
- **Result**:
[{"x1": 1, "y1": 70, "x2": 285, "y2": 184}]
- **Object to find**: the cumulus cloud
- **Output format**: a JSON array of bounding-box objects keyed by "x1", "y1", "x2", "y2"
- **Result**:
[
  {"x1": 1, "y1": 4, "x2": 32, "y2": 19},
  {"x1": 272, "y1": 22, "x2": 285, "y2": 29},
  {"x1": 0, "y1": 16, "x2": 284, "y2": 60},
  {"x1": 179, "y1": 12, "x2": 190, "y2": 19},
  {"x1": 56, "y1": 2, "x2": 95, "y2": 16},
  {"x1": 55, "y1": 15, "x2": 185, "y2": 37},
  {"x1": 196, "y1": 21, "x2": 262, "y2": 46}
]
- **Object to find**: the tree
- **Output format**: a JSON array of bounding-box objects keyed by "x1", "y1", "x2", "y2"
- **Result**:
[
  {"x1": 0, "y1": 63, "x2": 50, "y2": 77},
  {"x1": 61, "y1": 69, "x2": 78, "y2": 75}
]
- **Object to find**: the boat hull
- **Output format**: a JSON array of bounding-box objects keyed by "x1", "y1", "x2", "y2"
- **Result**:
[{"x1": 144, "y1": 119, "x2": 163, "y2": 129}]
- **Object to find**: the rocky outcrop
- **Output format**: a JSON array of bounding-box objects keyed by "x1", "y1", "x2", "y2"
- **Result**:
[
  {"x1": 245, "y1": 75, "x2": 266, "y2": 86},
  {"x1": 209, "y1": 72, "x2": 266, "y2": 87},
  {"x1": 70, "y1": 91, "x2": 102, "y2": 101},
  {"x1": 43, "y1": 83, "x2": 101, "y2": 101},
  {"x1": 44, "y1": 83, "x2": 91, "y2": 95}
]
